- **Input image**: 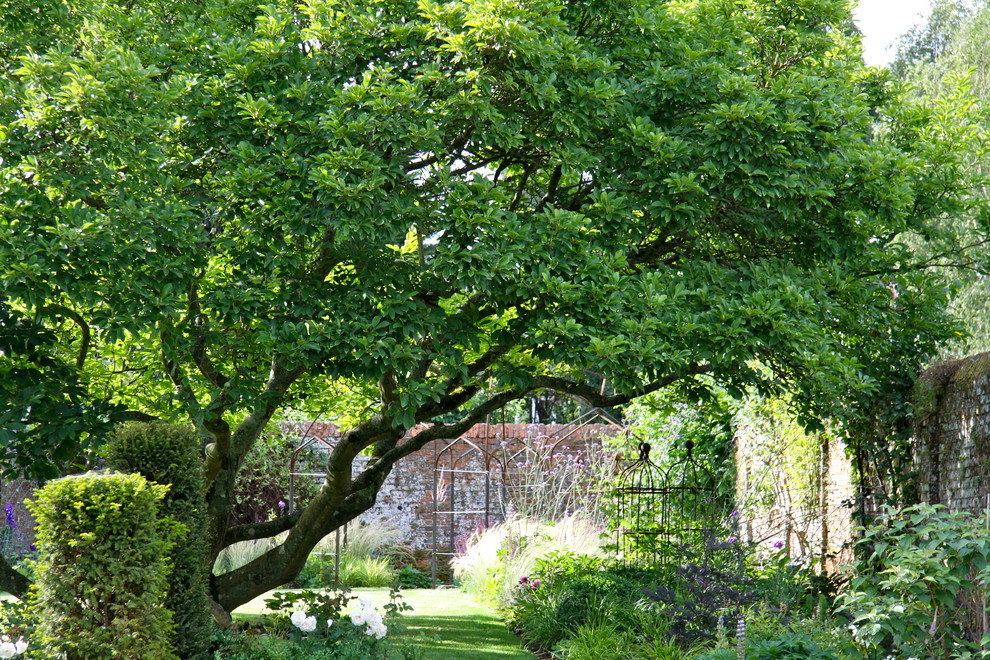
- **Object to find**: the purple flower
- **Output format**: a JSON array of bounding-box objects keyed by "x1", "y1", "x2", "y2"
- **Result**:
[
  {"x1": 773, "y1": 540, "x2": 785, "y2": 550},
  {"x1": 519, "y1": 576, "x2": 529, "y2": 585},
  {"x1": 729, "y1": 510, "x2": 739, "y2": 519},
  {"x1": 726, "y1": 536, "x2": 738, "y2": 543},
  {"x1": 530, "y1": 579, "x2": 541, "y2": 589},
  {"x1": 4, "y1": 503, "x2": 16, "y2": 531},
  {"x1": 277, "y1": 500, "x2": 286, "y2": 509}
]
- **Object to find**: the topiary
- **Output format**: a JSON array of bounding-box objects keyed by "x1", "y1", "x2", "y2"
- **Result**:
[
  {"x1": 107, "y1": 422, "x2": 214, "y2": 659},
  {"x1": 28, "y1": 472, "x2": 180, "y2": 659}
]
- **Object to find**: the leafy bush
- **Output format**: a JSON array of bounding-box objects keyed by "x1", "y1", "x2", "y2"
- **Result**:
[
  {"x1": 506, "y1": 553, "x2": 661, "y2": 653},
  {"x1": 108, "y1": 421, "x2": 214, "y2": 659},
  {"x1": 453, "y1": 514, "x2": 604, "y2": 608},
  {"x1": 396, "y1": 565, "x2": 432, "y2": 589},
  {"x1": 29, "y1": 472, "x2": 180, "y2": 659},
  {"x1": 253, "y1": 587, "x2": 423, "y2": 660},
  {"x1": 837, "y1": 504, "x2": 990, "y2": 659},
  {"x1": 642, "y1": 559, "x2": 758, "y2": 645},
  {"x1": 746, "y1": 632, "x2": 838, "y2": 659}
]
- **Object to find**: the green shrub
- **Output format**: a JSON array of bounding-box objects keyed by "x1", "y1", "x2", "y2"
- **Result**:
[
  {"x1": 507, "y1": 553, "x2": 658, "y2": 652},
  {"x1": 396, "y1": 565, "x2": 432, "y2": 589},
  {"x1": 108, "y1": 421, "x2": 214, "y2": 659},
  {"x1": 746, "y1": 632, "x2": 838, "y2": 659},
  {"x1": 28, "y1": 472, "x2": 180, "y2": 659},
  {"x1": 339, "y1": 553, "x2": 396, "y2": 587},
  {"x1": 837, "y1": 504, "x2": 990, "y2": 659},
  {"x1": 555, "y1": 622, "x2": 632, "y2": 660}
]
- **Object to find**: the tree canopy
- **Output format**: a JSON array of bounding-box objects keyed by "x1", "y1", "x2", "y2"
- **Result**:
[{"x1": 1, "y1": 0, "x2": 987, "y2": 614}]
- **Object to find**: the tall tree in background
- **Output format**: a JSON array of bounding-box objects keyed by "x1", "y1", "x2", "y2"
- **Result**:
[
  {"x1": 891, "y1": 0, "x2": 990, "y2": 359},
  {"x1": 1, "y1": 0, "x2": 987, "y2": 619}
]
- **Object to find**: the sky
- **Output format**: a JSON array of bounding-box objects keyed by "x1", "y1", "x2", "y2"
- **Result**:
[{"x1": 853, "y1": 0, "x2": 933, "y2": 66}]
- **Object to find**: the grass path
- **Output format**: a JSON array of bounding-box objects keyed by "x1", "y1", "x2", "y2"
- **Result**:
[{"x1": 235, "y1": 587, "x2": 536, "y2": 660}]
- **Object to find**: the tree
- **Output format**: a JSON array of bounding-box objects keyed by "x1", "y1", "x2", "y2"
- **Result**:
[{"x1": 1, "y1": 0, "x2": 986, "y2": 618}]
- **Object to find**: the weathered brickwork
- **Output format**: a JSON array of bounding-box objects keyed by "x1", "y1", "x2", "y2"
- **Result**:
[
  {"x1": 914, "y1": 352, "x2": 990, "y2": 513},
  {"x1": 286, "y1": 421, "x2": 620, "y2": 551}
]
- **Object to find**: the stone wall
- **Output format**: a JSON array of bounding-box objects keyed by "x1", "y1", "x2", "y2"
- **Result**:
[
  {"x1": 914, "y1": 352, "x2": 990, "y2": 512},
  {"x1": 287, "y1": 421, "x2": 622, "y2": 553}
]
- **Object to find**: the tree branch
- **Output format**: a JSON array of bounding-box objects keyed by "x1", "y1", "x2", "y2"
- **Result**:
[
  {"x1": 222, "y1": 511, "x2": 302, "y2": 548},
  {"x1": 39, "y1": 304, "x2": 90, "y2": 370},
  {"x1": 532, "y1": 364, "x2": 714, "y2": 408}
]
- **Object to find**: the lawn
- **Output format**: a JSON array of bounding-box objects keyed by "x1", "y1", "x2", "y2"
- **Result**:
[{"x1": 234, "y1": 587, "x2": 535, "y2": 660}]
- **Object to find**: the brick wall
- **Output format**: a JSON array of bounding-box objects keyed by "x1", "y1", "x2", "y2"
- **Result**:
[
  {"x1": 287, "y1": 421, "x2": 623, "y2": 553},
  {"x1": 914, "y1": 352, "x2": 990, "y2": 512}
]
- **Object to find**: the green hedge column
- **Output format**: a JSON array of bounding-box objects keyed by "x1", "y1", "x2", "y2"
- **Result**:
[
  {"x1": 107, "y1": 422, "x2": 214, "y2": 660},
  {"x1": 28, "y1": 472, "x2": 179, "y2": 660}
]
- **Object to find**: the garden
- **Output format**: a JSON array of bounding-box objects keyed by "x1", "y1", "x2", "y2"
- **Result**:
[{"x1": 4, "y1": 0, "x2": 990, "y2": 657}]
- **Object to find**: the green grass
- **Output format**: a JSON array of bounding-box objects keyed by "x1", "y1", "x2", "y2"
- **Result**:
[{"x1": 235, "y1": 587, "x2": 535, "y2": 660}]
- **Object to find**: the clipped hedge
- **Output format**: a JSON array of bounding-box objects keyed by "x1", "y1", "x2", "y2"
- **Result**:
[
  {"x1": 28, "y1": 472, "x2": 179, "y2": 659},
  {"x1": 108, "y1": 422, "x2": 213, "y2": 659}
]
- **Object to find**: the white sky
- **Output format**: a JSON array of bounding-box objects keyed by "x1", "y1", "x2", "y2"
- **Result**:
[{"x1": 853, "y1": 0, "x2": 933, "y2": 66}]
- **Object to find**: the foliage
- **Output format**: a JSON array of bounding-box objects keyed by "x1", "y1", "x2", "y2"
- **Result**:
[
  {"x1": 296, "y1": 551, "x2": 397, "y2": 588},
  {"x1": 2, "y1": 0, "x2": 987, "y2": 612},
  {"x1": 395, "y1": 565, "x2": 432, "y2": 589},
  {"x1": 228, "y1": 430, "x2": 318, "y2": 527},
  {"x1": 27, "y1": 472, "x2": 180, "y2": 659},
  {"x1": 257, "y1": 587, "x2": 421, "y2": 660},
  {"x1": 0, "y1": 303, "x2": 126, "y2": 480},
  {"x1": 214, "y1": 535, "x2": 285, "y2": 576},
  {"x1": 744, "y1": 632, "x2": 839, "y2": 659},
  {"x1": 642, "y1": 558, "x2": 758, "y2": 646},
  {"x1": 452, "y1": 515, "x2": 603, "y2": 608},
  {"x1": 499, "y1": 431, "x2": 616, "y2": 524},
  {"x1": 837, "y1": 504, "x2": 990, "y2": 659},
  {"x1": 504, "y1": 553, "x2": 660, "y2": 653},
  {"x1": 106, "y1": 421, "x2": 215, "y2": 659},
  {"x1": 890, "y1": 0, "x2": 972, "y2": 79}
]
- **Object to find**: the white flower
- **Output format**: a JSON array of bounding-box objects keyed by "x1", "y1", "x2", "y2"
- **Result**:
[
  {"x1": 290, "y1": 611, "x2": 309, "y2": 629},
  {"x1": 351, "y1": 608, "x2": 369, "y2": 626},
  {"x1": 327, "y1": 619, "x2": 334, "y2": 628},
  {"x1": 12, "y1": 639, "x2": 25, "y2": 656},
  {"x1": 358, "y1": 596, "x2": 374, "y2": 609},
  {"x1": 0, "y1": 642, "x2": 15, "y2": 659},
  {"x1": 298, "y1": 615, "x2": 317, "y2": 633}
]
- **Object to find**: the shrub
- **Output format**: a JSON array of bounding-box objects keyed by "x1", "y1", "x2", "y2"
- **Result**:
[
  {"x1": 837, "y1": 503, "x2": 990, "y2": 659},
  {"x1": 745, "y1": 632, "x2": 839, "y2": 659},
  {"x1": 258, "y1": 587, "x2": 423, "y2": 660},
  {"x1": 28, "y1": 472, "x2": 180, "y2": 659},
  {"x1": 396, "y1": 565, "x2": 432, "y2": 589},
  {"x1": 452, "y1": 514, "x2": 603, "y2": 608},
  {"x1": 642, "y1": 559, "x2": 758, "y2": 645},
  {"x1": 108, "y1": 421, "x2": 214, "y2": 659},
  {"x1": 506, "y1": 553, "x2": 659, "y2": 653}
]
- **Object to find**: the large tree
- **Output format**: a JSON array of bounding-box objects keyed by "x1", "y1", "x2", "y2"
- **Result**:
[{"x1": 1, "y1": 0, "x2": 986, "y2": 617}]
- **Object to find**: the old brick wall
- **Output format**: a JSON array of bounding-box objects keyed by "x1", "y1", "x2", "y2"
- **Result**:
[
  {"x1": 287, "y1": 421, "x2": 621, "y2": 552},
  {"x1": 914, "y1": 352, "x2": 990, "y2": 512}
]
